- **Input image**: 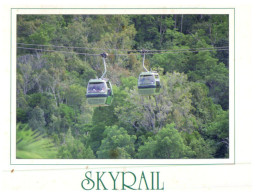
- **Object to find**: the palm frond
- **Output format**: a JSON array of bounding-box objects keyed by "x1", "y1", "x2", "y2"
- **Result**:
[{"x1": 16, "y1": 123, "x2": 57, "y2": 159}]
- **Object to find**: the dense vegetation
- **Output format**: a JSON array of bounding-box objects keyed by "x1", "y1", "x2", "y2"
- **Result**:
[{"x1": 16, "y1": 15, "x2": 229, "y2": 159}]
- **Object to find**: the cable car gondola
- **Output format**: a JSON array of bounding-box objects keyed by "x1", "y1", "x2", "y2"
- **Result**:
[
  {"x1": 138, "y1": 71, "x2": 161, "y2": 89},
  {"x1": 138, "y1": 50, "x2": 161, "y2": 95},
  {"x1": 86, "y1": 53, "x2": 113, "y2": 106},
  {"x1": 86, "y1": 78, "x2": 113, "y2": 106}
]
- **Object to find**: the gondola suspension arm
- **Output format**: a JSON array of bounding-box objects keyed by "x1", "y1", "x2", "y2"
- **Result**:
[
  {"x1": 141, "y1": 49, "x2": 148, "y2": 72},
  {"x1": 100, "y1": 52, "x2": 108, "y2": 79}
]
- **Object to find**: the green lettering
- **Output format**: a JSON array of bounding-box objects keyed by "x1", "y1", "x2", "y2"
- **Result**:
[
  {"x1": 122, "y1": 171, "x2": 136, "y2": 190},
  {"x1": 109, "y1": 172, "x2": 120, "y2": 190},
  {"x1": 96, "y1": 172, "x2": 107, "y2": 190},
  {"x1": 81, "y1": 171, "x2": 95, "y2": 190},
  {"x1": 151, "y1": 172, "x2": 155, "y2": 190},
  {"x1": 138, "y1": 171, "x2": 149, "y2": 190},
  {"x1": 156, "y1": 172, "x2": 164, "y2": 190}
]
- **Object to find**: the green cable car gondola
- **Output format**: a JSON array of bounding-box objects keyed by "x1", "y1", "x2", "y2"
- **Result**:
[
  {"x1": 138, "y1": 50, "x2": 161, "y2": 95},
  {"x1": 138, "y1": 71, "x2": 161, "y2": 89},
  {"x1": 86, "y1": 53, "x2": 114, "y2": 106}
]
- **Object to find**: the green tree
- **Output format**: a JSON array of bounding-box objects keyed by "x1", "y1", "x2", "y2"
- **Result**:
[
  {"x1": 17, "y1": 107, "x2": 28, "y2": 123},
  {"x1": 137, "y1": 123, "x2": 185, "y2": 159},
  {"x1": 181, "y1": 131, "x2": 214, "y2": 158},
  {"x1": 28, "y1": 106, "x2": 46, "y2": 133},
  {"x1": 136, "y1": 137, "x2": 157, "y2": 159},
  {"x1": 120, "y1": 76, "x2": 137, "y2": 90},
  {"x1": 151, "y1": 48, "x2": 190, "y2": 74},
  {"x1": 57, "y1": 104, "x2": 75, "y2": 133},
  {"x1": 204, "y1": 110, "x2": 229, "y2": 158},
  {"x1": 24, "y1": 15, "x2": 65, "y2": 45},
  {"x1": 190, "y1": 82, "x2": 219, "y2": 126},
  {"x1": 186, "y1": 48, "x2": 228, "y2": 109},
  {"x1": 97, "y1": 125, "x2": 136, "y2": 159},
  {"x1": 17, "y1": 61, "x2": 35, "y2": 95},
  {"x1": 88, "y1": 123, "x2": 106, "y2": 155},
  {"x1": 62, "y1": 18, "x2": 89, "y2": 47},
  {"x1": 57, "y1": 129, "x2": 95, "y2": 159},
  {"x1": 27, "y1": 93, "x2": 57, "y2": 127},
  {"x1": 65, "y1": 84, "x2": 86, "y2": 110},
  {"x1": 131, "y1": 15, "x2": 175, "y2": 49}
]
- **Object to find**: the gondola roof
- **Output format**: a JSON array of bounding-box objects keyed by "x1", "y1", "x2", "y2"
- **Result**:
[
  {"x1": 139, "y1": 71, "x2": 159, "y2": 76},
  {"x1": 88, "y1": 78, "x2": 109, "y2": 83}
]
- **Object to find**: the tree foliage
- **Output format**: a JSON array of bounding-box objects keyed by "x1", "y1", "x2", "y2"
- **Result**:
[
  {"x1": 97, "y1": 125, "x2": 136, "y2": 159},
  {"x1": 137, "y1": 123, "x2": 185, "y2": 159},
  {"x1": 16, "y1": 14, "x2": 229, "y2": 159}
]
